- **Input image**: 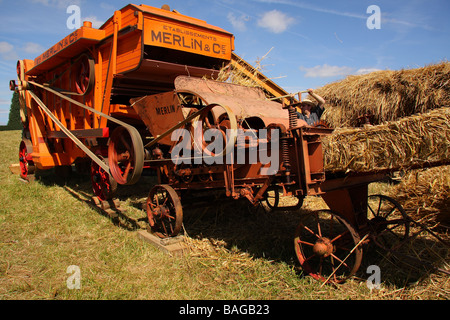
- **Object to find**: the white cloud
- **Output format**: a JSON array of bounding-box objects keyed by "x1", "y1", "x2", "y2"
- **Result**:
[
  {"x1": 227, "y1": 12, "x2": 249, "y2": 32},
  {"x1": 0, "y1": 42, "x2": 14, "y2": 54},
  {"x1": 300, "y1": 64, "x2": 384, "y2": 78},
  {"x1": 355, "y1": 68, "x2": 382, "y2": 75},
  {"x1": 257, "y1": 10, "x2": 295, "y2": 34},
  {"x1": 83, "y1": 16, "x2": 105, "y2": 29},
  {"x1": 0, "y1": 42, "x2": 18, "y2": 61},
  {"x1": 31, "y1": 0, "x2": 81, "y2": 8},
  {"x1": 300, "y1": 64, "x2": 354, "y2": 78},
  {"x1": 23, "y1": 42, "x2": 45, "y2": 54}
]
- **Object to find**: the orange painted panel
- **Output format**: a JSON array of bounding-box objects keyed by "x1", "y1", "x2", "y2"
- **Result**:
[
  {"x1": 27, "y1": 26, "x2": 105, "y2": 76},
  {"x1": 143, "y1": 17, "x2": 233, "y2": 60}
]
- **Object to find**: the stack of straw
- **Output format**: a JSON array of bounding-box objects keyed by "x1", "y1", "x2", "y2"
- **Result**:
[
  {"x1": 322, "y1": 107, "x2": 450, "y2": 173},
  {"x1": 316, "y1": 62, "x2": 450, "y2": 128},
  {"x1": 389, "y1": 166, "x2": 450, "y2": 227}
]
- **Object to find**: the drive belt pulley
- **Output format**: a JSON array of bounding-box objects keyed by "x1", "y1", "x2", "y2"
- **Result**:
[{"x1": 26, "y1": 80, "x2": 144, "y2": 185}]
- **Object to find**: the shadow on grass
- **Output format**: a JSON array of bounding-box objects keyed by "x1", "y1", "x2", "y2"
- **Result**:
[{"x1": 32, "y1": 166, "x2": 449, "y2": 288}]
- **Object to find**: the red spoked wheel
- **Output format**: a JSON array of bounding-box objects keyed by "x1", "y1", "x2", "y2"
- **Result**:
[
  {"x1": 19, "y1": 139, "x2": 35, "y2": 181},
  {"x1": 90, "y1": 152, "x2": 117, "y2": 201},
  {"x1": 108, "y1": 126, "x2": 144, "y2": 185},
  {"x1": 146, "y1": 185, "x2": 183, "y2": 238},
  {"x1": 294, "y1": 209, "x2": 363, "y2": 283}
]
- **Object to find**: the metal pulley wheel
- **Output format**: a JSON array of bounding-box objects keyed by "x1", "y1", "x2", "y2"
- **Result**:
[
  {"x1": 193, "y1": 103, "x2": 238, "y2": 159},
  {"x1": 72, "y1": 54, "x2": 95, "y2": 95},
  {"x1": 108, "y1": 126, "x2": 144, "y2": 185},
  {"x1": 146, "y1": 184, "x2": 183, "y2": 238}
]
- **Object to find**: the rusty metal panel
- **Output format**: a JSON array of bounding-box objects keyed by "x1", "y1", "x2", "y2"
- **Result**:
[
  {"x1": 130, "y1": 92, "x2": 184, "y2": 145},
  {"x1": 174, "y1": 76, "x2": 290, "y2": 128}
]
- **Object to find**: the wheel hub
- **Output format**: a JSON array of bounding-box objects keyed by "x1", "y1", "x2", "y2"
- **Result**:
[
  {"x1": 369, "y1": 216, "x2": 387, "y2": 234},
  {"x1": 152, "y1": 205, "x2": 170, "y2": 219},
  {"x1": 312, "y1": 237, "x2": 334, "y2": 257}
]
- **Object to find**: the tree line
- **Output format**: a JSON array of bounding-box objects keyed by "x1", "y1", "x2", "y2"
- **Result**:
[{"x1": 0, "y1": 92, "x2": 22, "y2": 131}]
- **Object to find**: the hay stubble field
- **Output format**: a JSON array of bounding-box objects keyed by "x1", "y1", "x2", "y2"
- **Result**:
[{"x1": 0, "y1": 130, "x2": 448, "y2": 301}]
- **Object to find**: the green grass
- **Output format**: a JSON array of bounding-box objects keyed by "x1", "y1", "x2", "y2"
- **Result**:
[{"x1": 0, "y1": 130, "x2": 448, "y2": 300}]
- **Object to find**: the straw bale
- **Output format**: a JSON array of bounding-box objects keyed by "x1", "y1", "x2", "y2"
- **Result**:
[
  {"x1": 322, "y1": 107, "x2": 450, "y2": 173},
  {"x1": 315, "y1": 62, "x2": 450, "y2": 128},
  {"x1": 389, "y1": 166, "x2": 450, "y2": 228}
]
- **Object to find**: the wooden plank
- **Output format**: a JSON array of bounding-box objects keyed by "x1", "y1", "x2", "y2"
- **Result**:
[
  {"x1": 9, "y1": 163, "x2": 21, "y2": 175},
  {"x1": 137, "y1": 230, "x2": 188, "y2": 257}
]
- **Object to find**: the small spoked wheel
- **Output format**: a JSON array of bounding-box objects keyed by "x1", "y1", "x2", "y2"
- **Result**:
[
  {"x1": 108, "y1": 126, "x2": 144, "y2": 185},
  {"x1": 294, "y1": 209, "x2": 363, "y2": 283},
  {"x1": 367, "y1": 194, "x2": 410, "y2": 251},
  {"x1": 146, "y1": 185, "x2": 183, "y2": 238},
  {"x1": 90, "y1": 152, "x2": 117, "y2": 201}
]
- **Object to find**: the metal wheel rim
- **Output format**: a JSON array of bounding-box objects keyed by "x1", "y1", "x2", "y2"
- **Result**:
[
  {"x1": 194, "y1": 103, "x2": 238, "y2": 159},
  {"x1": 294, "y1": 209, "x2": 363, "y2": 283},
  {"x1": 146, "y1": 184, "x2": 183, "y2": 238},
  {"x1": 367, "y1": 194, "x2": 410, "y2": 251}
]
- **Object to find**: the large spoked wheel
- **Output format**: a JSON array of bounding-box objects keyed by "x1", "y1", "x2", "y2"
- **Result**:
[
  {"x1": 146, "y1": 185, "x2": 183, "y2": 238},
  {"x1": 90, "y1": 152, "x2": 117, "y2": 201},
  {"x1": 19, "y1": 139, "x2": 35, "y2": 181},
  {"x1": 294, "y1": 210, "x2": 363, "y2": 283},
  {"x1": 367, "y1": 194, "x2": 410, "y2": 251},
  {"x1": 108, "y1": 126, "x2": 144, "y2": 185}
]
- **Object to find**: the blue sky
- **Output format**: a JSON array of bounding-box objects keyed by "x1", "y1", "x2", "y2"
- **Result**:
[{"x1": 0, "y1": 0, "x2": 449, "y2": 125}]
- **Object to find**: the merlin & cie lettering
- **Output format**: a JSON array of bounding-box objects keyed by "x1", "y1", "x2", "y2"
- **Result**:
[{"x1": 150, "y1": 25, "x2": 227, "y2": 56}]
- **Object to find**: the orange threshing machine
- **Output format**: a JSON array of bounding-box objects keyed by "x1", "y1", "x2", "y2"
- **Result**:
[{"x1": 11, "y1": 4, "x2": 420, "y2": 283}]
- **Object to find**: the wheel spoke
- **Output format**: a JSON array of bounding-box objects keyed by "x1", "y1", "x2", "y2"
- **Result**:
[
  {"x1": 302, "y1": 225, "x2": 319, "y2": 238},
  {"x1": 294, "y1": 209, "x2": 362, "y2": 283},
  {"x1": 297, "y1": 239, "x2": 315, "y2": 247},
  {"x1": 383, "y1": 205, "x2": 397, "y2": 219},
  {"x1": 122, "y1": 162, "x2": 131, "y2": 181},
  {"x1": 120, "y1": 135, "x2": 132, "y2": 152}
]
